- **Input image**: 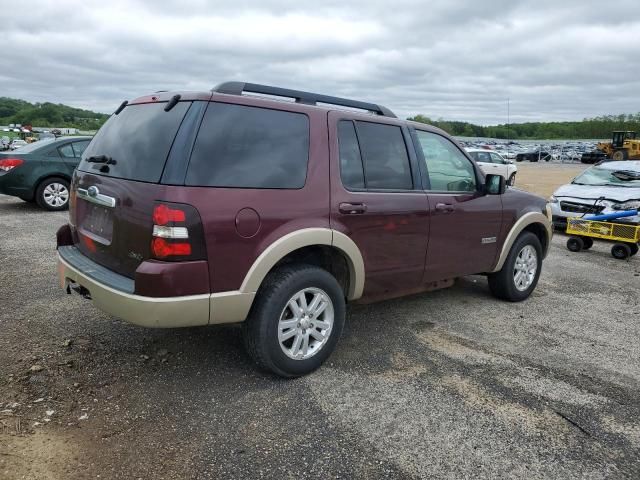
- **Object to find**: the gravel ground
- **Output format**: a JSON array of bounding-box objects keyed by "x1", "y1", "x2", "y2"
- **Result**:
[{"x1": 1, "y1": 184, "x2": 639, "y2": 479}]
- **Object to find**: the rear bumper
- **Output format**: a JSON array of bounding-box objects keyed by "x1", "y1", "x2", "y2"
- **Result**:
[
  {"x1": 58, "y1": 251, "x2": 211, "y2": 328},
  {"x1": 57, "y1": 246, "x2": 255, "y2": 328}
]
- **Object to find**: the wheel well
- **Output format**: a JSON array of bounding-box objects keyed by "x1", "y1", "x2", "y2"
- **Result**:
[
  {"x1": 271, "y1": 245, "x2": 351, "y2": 297},
  {"x1": 523, "y1": 222, "x2": 548, "y2": 254},
  {"x1": 36, "y1": 174, "x2": 70, "y2": 191}
]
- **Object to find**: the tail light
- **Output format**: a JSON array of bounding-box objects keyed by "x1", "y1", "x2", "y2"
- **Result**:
[
  {"x1": 150, "y1": 202, "x2": 205, "y2": 261},
  {"x1": 0, "y1": 158, "x2": 24, "y2": 172}
]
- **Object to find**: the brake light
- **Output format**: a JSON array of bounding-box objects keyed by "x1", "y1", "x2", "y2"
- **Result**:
[
  {"x1": 0, "y1": 158, "x2": 24, "y2": 172},
  {"x1": 151, "y1": 237, "x2": 192, "y2": 258},
  {"x1": 150, "y1": 202, "x2": 202, "y2": 260},
  {"x1": 153, "y1": 204, "x2": 186, "y2": 225}
]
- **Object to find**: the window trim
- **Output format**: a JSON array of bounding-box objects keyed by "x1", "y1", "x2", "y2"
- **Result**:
[{"x1": 411, "y1": 128, "x2": 482, "y2": 194}]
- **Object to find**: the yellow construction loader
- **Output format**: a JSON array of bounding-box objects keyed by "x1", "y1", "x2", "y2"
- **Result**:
[{"x1": 596, "y1": 131, "x2": 640, "y2": 160}]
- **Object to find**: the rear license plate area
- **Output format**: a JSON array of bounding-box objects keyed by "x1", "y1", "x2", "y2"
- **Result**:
[{"x1": 78, "y1": 202, "x2": 113, "y2": 244}]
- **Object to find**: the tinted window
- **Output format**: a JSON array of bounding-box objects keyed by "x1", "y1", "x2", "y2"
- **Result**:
[
  {"x1": 355, "y1": 122, "x2": 412, "y2": 190},
  {"x1": 72, "y1": 140, "x2": 90, "y2": 157},
  {"x1": 186, "y1": 103, "x2": 309, "y2": 189},
  {"x1": 415, "y1": 131, "x2": 476, "y2": 192},
  {"x1": 79, "y1": 102, "x2": 190, "y2": 183},
  {"x1": 337, "y1": 120, "x2": 365, "y2": 189},
  {"x1": 58, "y1": 143, "x2": 75, "y2": 158}
]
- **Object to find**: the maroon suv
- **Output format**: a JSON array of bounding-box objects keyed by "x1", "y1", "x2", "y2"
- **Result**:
[{"x1": 56, "y1": 82, "x2": 552, "y2": 377}]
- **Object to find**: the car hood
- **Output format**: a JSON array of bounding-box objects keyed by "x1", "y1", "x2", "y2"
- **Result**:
[{"x1": 553, "y1": 183, "x2": 640, "y2": 202}]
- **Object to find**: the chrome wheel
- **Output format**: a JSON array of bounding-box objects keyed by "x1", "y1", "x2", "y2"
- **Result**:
[
  {"x1": 43, "y1": 183, "x2": 69, "y2": 207},
  {"x1": 513, "y1": 245, "x2": 537, "y2": 291},
  {"x1": 278, "y1": 287, "x2": 334, "y2": 360}
]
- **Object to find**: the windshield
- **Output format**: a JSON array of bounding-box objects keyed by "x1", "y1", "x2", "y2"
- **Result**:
[{"x1": 573, "y1": 166, "x2": 640, "y2": 187}]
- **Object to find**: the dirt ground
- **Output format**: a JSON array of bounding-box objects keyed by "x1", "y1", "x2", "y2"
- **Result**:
[
  {"x1": 2, "y1": 161, "x2": 639, "y2": 480},
  {"x1": 514, "y1": 162, "x2": 587, "y2": 197}
]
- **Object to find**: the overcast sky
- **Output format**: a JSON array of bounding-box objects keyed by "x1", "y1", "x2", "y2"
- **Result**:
[{"x1": 2, "y1": 0, "x2": 639, "y2": 124}]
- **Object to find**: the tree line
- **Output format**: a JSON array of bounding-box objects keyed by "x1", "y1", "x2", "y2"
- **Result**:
[
  {"x1": 408, "y1": 113, "x2": 640, "y2": 140},
  {"x1": 0, "y1": 97, "x2": 109, "y2": 130}
]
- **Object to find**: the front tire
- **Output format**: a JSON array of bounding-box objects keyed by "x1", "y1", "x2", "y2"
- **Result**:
[
  {"x1": 243, "y1": 264, "x2": 346, "y2": 377},
  {"x1": 508, "y1": 173, "x2": 516, "y2": 186},
  {"x1": 35, "y1": 177, "x2": 70, "y2": 211},
  {"x1": 612, "y1": 150, "x2": 628, "y2": 161},
  {"x1": 488, "y1": 232, "x2": 542, "y2": 302}
]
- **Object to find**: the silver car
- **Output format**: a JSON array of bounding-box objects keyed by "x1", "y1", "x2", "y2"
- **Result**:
[{"x1": 549, "y1": 161, "x2": 640, "y2": 228}]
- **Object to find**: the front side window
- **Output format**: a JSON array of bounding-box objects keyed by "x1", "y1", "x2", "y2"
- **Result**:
[
  {"x1": 415, "y1": 131, "x2": 477, "y2": 192},
  {"x1": 490, "y1": 153, "x2": 504, "y2": 164},
  {"x1": 186, "y1": 103, "x2": 309, "y2": 189}
]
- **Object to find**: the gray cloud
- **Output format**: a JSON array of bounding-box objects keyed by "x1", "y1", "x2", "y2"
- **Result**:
[{"x1": 2, "y1": 0, "x2": 639, "y2": 124}]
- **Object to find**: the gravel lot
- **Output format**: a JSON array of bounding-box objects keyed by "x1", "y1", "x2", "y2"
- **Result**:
[{"x1": 1, "y1": 163, "x2": 639, "y2": 479}]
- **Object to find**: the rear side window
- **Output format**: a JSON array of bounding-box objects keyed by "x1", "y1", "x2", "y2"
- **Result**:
[
  {"x1": 79, "y1": 102, "x2": 190, "y2": 183},
  {"x1": 72, "y1": 140, "x2": 90, "y2": 157},
  {"x1": 58, "y1": 144, "x2": 75, "y2": 158},
  {"x1": 337, "y1": 120, "x2": 413, "y2": 190},
  {"x1": 337, "y1": 121, "x2": 365, "y2": 189},
  {"x1": 185, "y1": 103, "x2": 309, "y2": 189}
]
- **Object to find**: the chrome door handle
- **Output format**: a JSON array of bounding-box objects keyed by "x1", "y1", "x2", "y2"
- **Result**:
[
  {"x1": 339, "y1": 202, "x2": 367, "y2": 214},
  {"x1": 435, "y1": 203, "x2": 455, "y2": 213}
]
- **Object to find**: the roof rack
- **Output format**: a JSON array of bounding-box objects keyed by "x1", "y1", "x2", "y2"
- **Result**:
[{"x1": 212, "y1": 81, "x2": 396, "y2": 118}]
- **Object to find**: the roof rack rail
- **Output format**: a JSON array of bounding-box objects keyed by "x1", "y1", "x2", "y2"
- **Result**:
[{"x1": 212, "y1": 81, "x2": 396, "y2": 118}]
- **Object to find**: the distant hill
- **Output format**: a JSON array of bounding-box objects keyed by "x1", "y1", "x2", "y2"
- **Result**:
[
  {"x1": 408, "y1": 113, "x2": 640, "y2": 140},
  {"x1": 0, "y1": 97, "x2": 109, "y2": 130}
]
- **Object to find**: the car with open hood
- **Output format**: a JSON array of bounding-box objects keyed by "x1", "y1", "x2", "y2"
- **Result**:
[{"x1": 549, "y1": 161, "x2": 640, "y2": 228}]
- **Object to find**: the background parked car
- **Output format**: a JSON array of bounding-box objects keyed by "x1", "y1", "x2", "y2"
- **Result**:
[
  {"x1": 9, "y1": 139, "x2": 28, "y2": 150},
  {"x1": 516, "y1": 150, "x2": 553, "y2": 162},
  {"x1": 0, "y1": 136, "x2": 92, "y2": 210},
  {"x1": 466, "y1": 148, "x2": 518, "y2": 185},
  {"x1": 549, "y1": 160, "x2": 640, "y2": 228}
]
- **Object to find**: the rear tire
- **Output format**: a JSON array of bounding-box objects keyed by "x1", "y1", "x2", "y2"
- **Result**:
[
  {"x1": 35, "y1": 177, "x2": 70, "y2": 211},
  {"x1": 243, "y1": 264, "x2": 345, "y2": 377},
  {"x1": 566, "y1": 237, "x2": 584, "y2": 252},
  {"x1": 582, "y1": 237, "x2": 594, "y2": 250},
  {"x1": 628, "y1": 243, "x2": 638, "y2": 257},
  {"x1": 611, "y1": 243, "x2": 631, "y2": 260},
  {"x1": 488, "y1": 232, "x2": 542, "y2": 302}
]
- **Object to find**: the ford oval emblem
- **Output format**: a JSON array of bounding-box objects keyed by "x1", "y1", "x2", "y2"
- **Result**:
[{"x1": 87, "y1": 186, "x2": 99, "y2": 197}]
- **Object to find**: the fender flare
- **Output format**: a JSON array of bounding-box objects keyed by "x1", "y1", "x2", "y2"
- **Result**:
[
  {"x1": 239, "y1": 228, "x2": 365, "y2": 300},
  {"x1": 491, "y1": 211, "x2": 552, "y2": 272}
]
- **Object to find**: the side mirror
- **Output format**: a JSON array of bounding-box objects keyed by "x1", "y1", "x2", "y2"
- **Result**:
[{"x1": 485, "y1": 174, "x2": 506, "y2": 195}]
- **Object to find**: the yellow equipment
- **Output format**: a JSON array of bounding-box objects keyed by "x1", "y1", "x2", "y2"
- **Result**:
[
  {"x1": 596, "y1": 131, "x2": 640, "y2": 161},
  {"x1": 566, "y1": 217, "x2": 640, "y2": 259}
]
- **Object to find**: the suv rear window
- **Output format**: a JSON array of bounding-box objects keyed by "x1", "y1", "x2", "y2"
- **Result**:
[
  {"x1": 78, "y1": 102, "x2": 190, "y2": 183},
  {"x1": 185, "y1": 103, "x2": 309, "y2": 189}
]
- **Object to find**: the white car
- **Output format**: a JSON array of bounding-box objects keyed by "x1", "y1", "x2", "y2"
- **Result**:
[
  {"x1": 549, "y1": 161, "x2": 640, "y2": 228},
  {"x1": 9, "y1": 139, "x2": 28, "y2": 150},
  {"x1": 466, "y1": 148, "x2": 518, "y2": 185}
]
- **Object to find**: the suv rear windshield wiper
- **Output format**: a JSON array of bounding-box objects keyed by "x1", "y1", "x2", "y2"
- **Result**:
[{"x1": 86, "y1": 155, "x2": 117, "y2": 165}]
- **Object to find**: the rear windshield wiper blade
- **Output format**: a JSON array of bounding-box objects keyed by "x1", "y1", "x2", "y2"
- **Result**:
[{"x1": 86, "y1": 155, "x2": 117, "y2": 165}]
